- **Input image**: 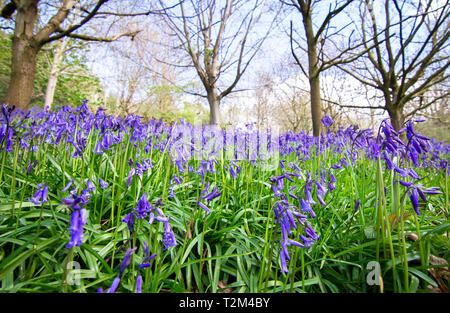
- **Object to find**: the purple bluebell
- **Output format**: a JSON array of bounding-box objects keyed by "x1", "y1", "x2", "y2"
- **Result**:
[
  {"x1": 119, "y1": 247, "x2": 137, "y2": 276},
  {"x1": 162, "y1": 221, "x2": 177, "y2": 250},
  {"x1": 29, "y1": 183, "x2": 48, "y2": 205},
  {"x1": 300, "y1": 198, "x2": 316, "y2": 218},
  {"x1": 354, "y1": 199, "x2": 360, "y2": 212},
  {"x1": 408, "y1": 188, "x2": 420, "y2": 215},
  {"x1": 99, "y1": 178, "x2": 108, "y2": 189},
  {"x1": 321, "y1": 115, "x2": 334, "y2": 128},
  {"x1": 86, "y1": 179, "x2": 96, "y2": 192},
  {"x1": 65, "y1": 196, "x2": 88, "y2": 249},
  {"x1": 127, "y1": 169, "x2": 135, "y2": 188},
  {"x1": 61, "y1": 180, "x2": 74, "y2": 192},
  {"x1": 287, "y1": 239, "x2": 305, "y2": 248},
  {"x1": 136, "y1": 275, "x2": 142, "y2": 293},
  {"x1": 201, "y1": 186, "x2": 221, "y2": 202},
  {"x1": 288, "y1": 186, "x2": 298, "y2": 200},
  {"x1": 280, "y1": 248, "x2": 289, "y2": 273},
  {"x1": 135, "y1": 194, "x2": 152, "y2": 219},
  {"x1": 107, "y1": 277, "x2": 121, "y2": 293},
  {"x1": 198, "y1": 201, "x2": 211, "y2": 213},
  {"x1": 123, "y1": 212, "x2": 136, "y2": 234}
]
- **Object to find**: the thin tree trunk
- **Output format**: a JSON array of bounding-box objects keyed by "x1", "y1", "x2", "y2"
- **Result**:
[
  {"x1": 44, "y1": 38, "x2": 68, "y2": 110},
  {"x1": 309, "y1": 74, "x2": 322, "y2": 137},
  {"x1": 2, "y1": 1, "x2": 39, "y2": 111}
]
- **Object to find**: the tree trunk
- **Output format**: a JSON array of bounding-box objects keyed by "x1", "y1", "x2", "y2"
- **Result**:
[
  {"x1": 207, "y1": 89, "x2": 220, "y2": 126},
  {"x1": 309, "y1": 74, "x2": 322, "y2": 137},
  {"x1": 2, "y1": 1, "x2": 39, "y2": 111},
  {"x1": 44, "y1": 38, "x2": 68, "y2": 110},
  {"x1": 388, "y1": 106, "x2": 405, "y2": 132},
  {"x1": 303, "y1": 9, "x2": 322, "y2": 137}
]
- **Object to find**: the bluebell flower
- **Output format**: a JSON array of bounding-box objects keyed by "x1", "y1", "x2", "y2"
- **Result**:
[
  {"x1": 162, "y1": 220, "x2": 177, "y2": 250},
  {"x1": 408, "y1": 188, "x2": 420, "y2": 215},
  {"x1": 119, "y1": 247, "x2": 137, "y2": 276},
  {"x1": 280, "y1": 248, "x2": 289, "y2": 273},
  {"x1": 197, "y1": 201, "x2": 211, "y2": 214},
  {"x1": 300, "y1": 198, "x2": 316, "y2": 218},
  {"x1": 107, "y1": 277, "x2": 121, "y2": 293},
  {"x1": 65, "y1": 202, "x2": 87, "y2": 249},
  {"x1": 123, "y1": 212, "x2": 136, "y2": 234},
  {"x1": 135, "y1": 194, "x2": 152, "y2": 219},
  {"x1": 86, "y1": 179, "x2": 96, "y2": 192},
  {"x1": 321, "y1": 115, "x2": 334, "y2": 128},
  {"x1": 29, "y1": 183, "x2": 48, "y2": 205},
  {"x1": 287, "y1": 239, "x2": 305, "y2": 248},
  {"x1": 61, "y1": 180, "x2": 74, "y2": 192},
  {"x1": 99, "y1": 178, "x2": 108, "y2": 189},
  {"x1": 136, "y1": 275, "x2": 142, "y2": 293},
  {"x1": 354, "y1": 199, "x2": 360, "y2": 212}
]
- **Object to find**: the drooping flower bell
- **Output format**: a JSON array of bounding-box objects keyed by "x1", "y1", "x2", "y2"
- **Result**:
[{"x1": 28, "y1": 183, "x2": 48, "y2": 205}]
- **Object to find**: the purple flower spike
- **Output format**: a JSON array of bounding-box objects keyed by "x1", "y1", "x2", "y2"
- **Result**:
[
  {"x1": 119, "y1": 247, "x2": 137, "y2": 276},
  {"x1": 354, "y1": 199, "x2": 360, "y2": 212},
  {"x1": 280, "y1": 248, "x2": 289, "y2": 273},
  {"x1": 136, "y1": 275, "x2": 142, "y2": 293},
  {"x1": 123, "y1": 212, "x2": 136, "y2": 234},
  {"x1": 99, "y1": 178, "x2": 108, "y2": 189},
  {"x1": 61, "y1": 180, "x2": 74, "y2": 192},
  {"x1": 162, "y1": 221, "x2": 177, "y2": 250},
  {"x1": 107, "y1": 277, "x2": 121, "y2": 293},
  {"x1": 135, "y1": 194, "x2": 152, "y2": 219},
  {"x1": 408, "y1": 188, "x2": 420, "y2": 215},
  {"x1": 198, "y1": 201, "x2": 211, "y2": 214}
]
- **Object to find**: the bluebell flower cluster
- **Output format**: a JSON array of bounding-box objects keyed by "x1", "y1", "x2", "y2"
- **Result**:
[
  {"x1": 269, "y1": 167, "x2": 323, "y2": 273},
  {"x1": 3, "y1": 102, "x2": 448, "y2": 292}
]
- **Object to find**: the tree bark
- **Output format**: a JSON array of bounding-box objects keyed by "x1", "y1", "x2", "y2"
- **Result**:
[
  {"x1": 387, "y1": 106, "x2": 405, "y2": 132},
  {"x1": 2, "y1": 0, "x2": 40, "y2": 111},
  {"x1": 207, "y1": 89, "x2": 220, "y2": 126},
  {"x1": 44, "y1": 38, "x2": 68, "y2": 110},
  {"x1": 309, "y1": 74, "x2": 322, "y2": 137},
  {"x1": 303, "y1": 8, "x2": 322, "y2": 137}
]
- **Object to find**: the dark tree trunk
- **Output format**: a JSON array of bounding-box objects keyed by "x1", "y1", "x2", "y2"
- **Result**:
[
  {"x1": 387, "y1": 106, "x2": 405, "y2": 133},
  {"x1": 309, "y1": 74, "x2": 322, "y2": 137},
  {"x1": 2, "y1": 1, "x2": 39, "y2": 111},
  {"x1": 303, "y1": 7, "x2": 322, "y2": 137},
  {"x1": 207, "y1": 89, "x2": 220, "y2": 126}
]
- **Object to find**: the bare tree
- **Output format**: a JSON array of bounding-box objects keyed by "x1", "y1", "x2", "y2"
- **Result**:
[
  {"x1": 337, "y1": 0, "x2": 450, "y2": 131},
  {"x1": 276, "y1": 87, "x2": 311, "y2": 133},
  {"x1": 43, "y1": 37, "x2": 68, "y2": 110},
  {"x1": 254, "y1": 71, "x2": 274, "y2": 131},
  {"x1": 156, "y1": 0, "x2": 279, "y2": 125},
  {"x1": 103, "y1": 17, "x2": 183, "y2": 118},
  {"x1": 0, "y1": 0, "x2": 160, "y2": 111},
  {"x1": 284, "y1": 0, "x2": 358, "y2": 136}
]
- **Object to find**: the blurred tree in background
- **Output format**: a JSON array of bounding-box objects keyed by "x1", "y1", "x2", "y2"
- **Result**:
[{"x1": 0, "y1": 31, "x2": 103, "y2": 108}]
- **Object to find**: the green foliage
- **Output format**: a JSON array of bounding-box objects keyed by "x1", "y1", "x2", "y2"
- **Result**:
[{"x1": 0, "y1": 32, "x2": 103, "y2": 108}]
